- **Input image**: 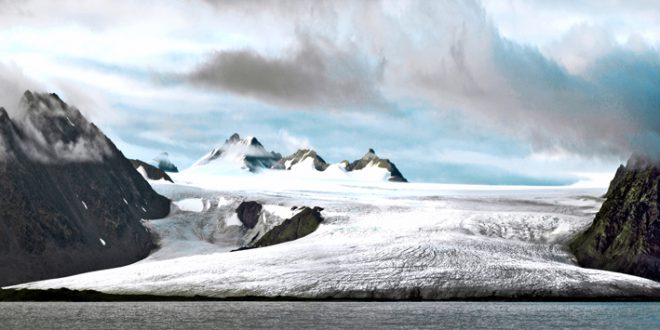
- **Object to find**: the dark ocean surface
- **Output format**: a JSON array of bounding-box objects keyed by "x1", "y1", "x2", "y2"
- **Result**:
[{"x1": 1, "y1": 301, "x2": 659, "y2": 329}]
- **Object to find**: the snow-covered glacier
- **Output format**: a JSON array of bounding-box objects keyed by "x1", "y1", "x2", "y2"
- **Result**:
[{"x1": 11, "y1": 172, "x2": 660, "y2": 299}]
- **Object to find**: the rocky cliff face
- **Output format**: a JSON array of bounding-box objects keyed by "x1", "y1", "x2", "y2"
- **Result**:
[
  {"x1": 0, "y1": 91, "x2": 170, "y2": 286},
  {"x1": 347, "y1": 149, "x2": 408, "y2": 182},
  {"x1": 275, "y1": 149, "x2": 329, "y2": 171},
  {"x1": 570, "y1": 155, "x2": 660, "y2": 281}
]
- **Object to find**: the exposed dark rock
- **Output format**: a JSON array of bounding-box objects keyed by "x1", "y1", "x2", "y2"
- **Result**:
[
  {"x1": 347, "y1": 149, "x2": 408, "y2": 182},
  {"x1": 0, "y1": 91, "x2": 170, "y2": 287},
  {"x1": 236, "y1": 201, "x2": 263, "y2": 229},
  {"x1": 251, "y1": 207, "x2": 324, "y2": 248},
  {"x1": 275, "y1": 149, "x2": 329, "y2": 171},
  {"x1": 130, "y1": 159, "x2": 174, "y2": 183},
  {"x1": 604, "y1": 164, "x2": 626, "y2": 198},
  {"x1": 153, "y1": 152, "x2": 178, "y2": 172},
  {"x1": 570, "y1": 154, "x2": 660, "y2": 281}
]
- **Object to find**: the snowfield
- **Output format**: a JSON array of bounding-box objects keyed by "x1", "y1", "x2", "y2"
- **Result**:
[{"x1": 11, "y1": 171, "x2": 660, "y2": 299}]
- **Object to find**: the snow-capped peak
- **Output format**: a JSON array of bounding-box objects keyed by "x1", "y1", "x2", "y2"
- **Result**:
[{"x1": 190, "y1": 133, "x2": 282, "y2": 171}]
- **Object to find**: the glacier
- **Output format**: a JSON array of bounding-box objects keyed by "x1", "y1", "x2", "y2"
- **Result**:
[{"x1": 10, "y1": 171, "x2": 660, "y2": 299}]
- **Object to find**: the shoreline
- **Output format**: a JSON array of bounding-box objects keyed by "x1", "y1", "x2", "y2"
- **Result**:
[{"x1": 2, "y1": 288, "x2": 660, "y2": 302}]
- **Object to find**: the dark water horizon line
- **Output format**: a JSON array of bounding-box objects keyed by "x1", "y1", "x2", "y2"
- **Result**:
[{"x1": 3, "y1": 287, "x2": 660, "y2": 303}]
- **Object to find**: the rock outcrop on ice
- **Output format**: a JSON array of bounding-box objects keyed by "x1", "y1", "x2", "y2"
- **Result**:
[
  {"x1": 347, "y1": 149, "x2": 407, "y2": 182},
  {"x1": 192, "y1": 133, "x2": 282, "y2": 172},
  {"x1": 250, "y1": 206, "x2": 324, "y2": 248},
  {"x1": 571, "y1": 154, "x2": 660, "y2": 281},
  {"x1": 130, "y1": 159, "x2": 174, "y2": 183},
  {"x1": 0, "y1": 91, "x2": 170, "y2": 286},
  {"x1": 235, "y1": 201, "x2": 262, "y2": 229}
]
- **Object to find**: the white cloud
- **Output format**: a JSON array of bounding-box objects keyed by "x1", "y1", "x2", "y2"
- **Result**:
[{"x1": 278, "y1": 129, "x2": 312, "y2": 154}]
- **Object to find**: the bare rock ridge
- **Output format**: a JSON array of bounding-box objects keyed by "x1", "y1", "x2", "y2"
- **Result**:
[
  {"x1": 130, "y1": 159, "x2": 174, "y2": 183},
  {"x1": 231, "y1": 204, "x2": 324, "y2": 251},
  {"x1": 277, "y1": 147, "x2": 407, "y2": 182},
  {"x1": 570, "y1": 154, "x2": 660, "y2": 281},
  {"x1": 252, "y1": 206, "x2": 324, "y2": 248},
  {"x1": 346, "y1": 148, "x2": 407, "y2": 182},
  {"x1": 275, "y1": 149, "x2": 329, "y2": 171},
  {"x1": 0, "y1": 91, "x2": 170, "y2": 287}
]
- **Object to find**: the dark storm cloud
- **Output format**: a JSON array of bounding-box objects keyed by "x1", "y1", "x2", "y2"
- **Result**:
[
  {"x1": 187, "y1": 37, "x2": 387, "y2": 108},
  {"x1": 489, "y1": 37, "x2": 660, "y2": 157},
  {"x1": 185, "y1": 0, "x2": 660, "y2": 158}
]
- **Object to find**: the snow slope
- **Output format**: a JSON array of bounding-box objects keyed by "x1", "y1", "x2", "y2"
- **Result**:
[{"x1": 11, "y1": 177, "x2": 660, "y2": 299}]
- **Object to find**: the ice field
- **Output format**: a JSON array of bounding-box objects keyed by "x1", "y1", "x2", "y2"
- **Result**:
[{"x1": 12, "y1": 169, "x2": 660, "y2": 299}]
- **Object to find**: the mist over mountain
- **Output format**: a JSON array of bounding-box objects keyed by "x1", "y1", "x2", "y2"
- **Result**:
[
  {"x1": 0, "y1": 91, "x2": 169, "y2": 286},
  {"x1": 571, "y1": 154, "x2": 660, "y2": 281}
]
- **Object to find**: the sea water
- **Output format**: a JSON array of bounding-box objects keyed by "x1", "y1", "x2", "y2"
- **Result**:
[{"x1": 1, "y1": 301, "x2": 659, "y2": 329}]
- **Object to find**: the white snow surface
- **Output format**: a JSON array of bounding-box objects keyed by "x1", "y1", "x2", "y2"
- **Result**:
[
  {"x1": 136, "y1": 165, "x2": 148, "y2": 180},
  {"x1": 12, "y1": 176, "x2": 660, "y2": 299},
  {"x1": 173, "y1": 198, "x2": 205, "y2": 213}
]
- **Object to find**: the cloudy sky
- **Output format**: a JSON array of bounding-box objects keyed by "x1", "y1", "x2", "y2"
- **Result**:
[{"x1": 1, "y1": 0, "x2": 658, "y2": 185}]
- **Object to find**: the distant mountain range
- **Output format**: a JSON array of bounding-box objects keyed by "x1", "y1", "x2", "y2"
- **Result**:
[{"x1": 187, "y1": 133, "x2": 407, "y2": 182}]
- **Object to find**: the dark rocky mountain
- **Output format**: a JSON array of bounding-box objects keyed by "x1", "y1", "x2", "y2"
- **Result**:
[
  {"x1": 251, "y1": 207, "x2": 324, "y2": 248},
  {"x1": 570, "y1": 155, "x2": 660, "y2": 281},
  {"x1": 347, "y1": 149, "x2": 408, "y2": 182},
  {"x1": 0, "y1": 91, "x2": 170, "y2": 286},
  {"x1": 130, "y1": 159, "x2": 174, "y2": 183},
  {"x1": 274, "y1": 149, "x2": 329, "y2": 171},
  {"x1": 235, "y1": 201, "x2": 262, "y2": 229},
  {"x1": 152, "y1": 152, "x2": 178, "y2": 172},
  {"x1": 193, "y1": 133, "x2": 281, "y2": 172}
]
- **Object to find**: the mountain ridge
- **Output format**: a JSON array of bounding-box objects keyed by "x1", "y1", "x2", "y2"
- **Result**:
[
  {"x1": 571, "y1": 154, "x2": 660, "y2": 281},
  {"x1": 190, "y1": 133, "x2": 408, "y2": 182},
  {"x1": 0, "y1": 91, "x2": 170, "y2": 286}
]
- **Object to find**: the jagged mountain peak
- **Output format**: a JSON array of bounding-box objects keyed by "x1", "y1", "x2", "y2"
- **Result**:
[
  {"x1": 362, "y1": 148, "x2": 378, "y2": 160},
  {"x1": 2, "y1": 91, "x2": 111, "y2": 163},
  {"x1": 348, "y1": 149, "x2": 407, "y2": 182},
  {"x1": 225, "y1": 133, "x2": 263, "y2": 147},
  {"x1": 227, "y1": 133, "x2": 241, "y2": 143},
  {"x1": 0, "y1": 91, "x2": 170, "y2": 286},
  {"x1": 190, "y1": 136, "x2": 407, "y2": 182},
  {"x1": 276, "y1": 148, "x2": 329, "y2": 171},
  {"x1": 192, "y1": 133, "x2": 281, "y2": 171}
]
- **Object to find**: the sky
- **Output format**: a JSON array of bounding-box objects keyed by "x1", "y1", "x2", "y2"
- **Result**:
[{"x1": 0, "y1": 0, "x2": 659, "y2": 185}]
